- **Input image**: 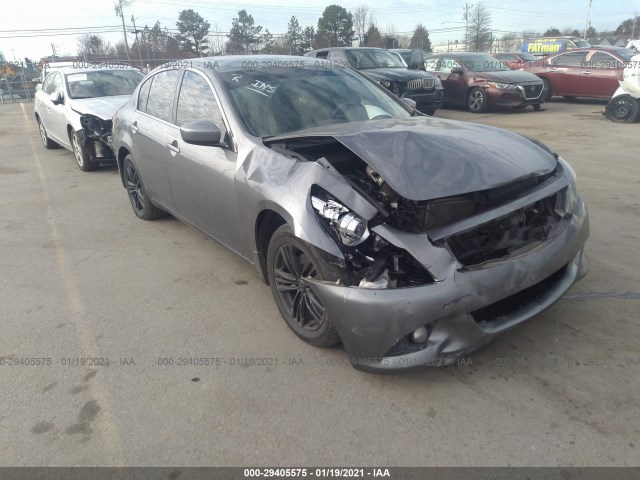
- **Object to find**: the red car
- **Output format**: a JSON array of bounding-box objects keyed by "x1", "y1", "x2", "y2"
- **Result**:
[
  {"x1": 494, "y1": 52, "x2": 538, "y2": 70},
  {"x1": 423, "y1": 53, "x2": 544, "y2": 113},
  {"x1": 522, "y1": 47, "x2": 635, "y2": 100}
]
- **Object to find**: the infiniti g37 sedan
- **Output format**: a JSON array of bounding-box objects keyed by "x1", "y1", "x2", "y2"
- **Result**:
[
  {"x1": 111, "y1": 56, "x2": 589, "y2": 372},
  {"x1": 34, "y1": 66, "x2": 144, "y2": 171}
]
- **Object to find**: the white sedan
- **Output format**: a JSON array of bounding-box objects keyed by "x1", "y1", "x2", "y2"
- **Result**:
[{"x1": 34, "y1": 66, "x2": 144, "y2": 171}]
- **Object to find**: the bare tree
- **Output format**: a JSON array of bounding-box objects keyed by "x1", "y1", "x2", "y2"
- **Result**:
[
  {"x1": 353, "y1": 4, "x2": 374, "y2": 46},
  {"x1": 207, "y1": 24, "x2": 226, "y2": 55},
  {"x1": 467, "y1": 2, "x2": 492, "y2": 52},
  {"x1": 496, "y1": 32, "x2": 519, "y2": 52},
  {"x1": 77, "y1": 34, "x2": 113, "y2": 60}
]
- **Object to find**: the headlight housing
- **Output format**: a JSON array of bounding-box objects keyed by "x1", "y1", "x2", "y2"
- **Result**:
[
  {"x1": 311, "y1": 190, "x2": 370, "y2": 247},
  {"x1": 488, "y1": 82, "x2": 517, "y2": 89}
]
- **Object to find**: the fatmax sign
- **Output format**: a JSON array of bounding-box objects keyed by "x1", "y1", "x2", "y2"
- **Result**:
[{"x1": 522, "y1": 39, "x2": 564, "y2": 54}]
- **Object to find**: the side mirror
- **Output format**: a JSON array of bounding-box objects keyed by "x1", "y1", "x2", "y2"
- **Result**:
[
  {"x1": 408, "y1": 47, "x2": 425, "y2": 70},
  {"x1": 50, "y1": 91, "x2": 63, "y2": 104},
  {"x1": 451, "y1": 67, "x2": 464, "y2": 76},
  {"x1": 401, "y1": 97, "x2": 417, "y2": 114},
  {"x1": 180, "y1": 120, "x2": 222, "y2": 146},
  {"x1": 35, "y1": 84, "x2": 42, "y2": 92}
]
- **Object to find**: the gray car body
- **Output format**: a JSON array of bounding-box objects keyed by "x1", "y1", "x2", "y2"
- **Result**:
[
  {"x1": 34, "y1": 66, "x2": 141, "y2": 155},
  {"x1": 111, "y1": 56, "x2": 589, "y2": 372}
]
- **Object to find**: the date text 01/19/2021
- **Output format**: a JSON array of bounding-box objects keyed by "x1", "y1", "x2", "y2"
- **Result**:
[{"x1": 243, "y1": 468, "x2": 391, "y2": 477}]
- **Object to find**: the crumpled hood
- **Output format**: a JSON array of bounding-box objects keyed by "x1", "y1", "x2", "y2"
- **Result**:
[
  {"x1": 360, "y1": 68, "x2": 437, "y2": 83},
  {"x1": 69, "y1": 95, "x2": 130, "y2": 119},
  {"x1": 267, "y1": 117, "x2": 557, "y2": 201},
  {"x1": 475, "y1": 70, "x2": 542, "y2": 84}
]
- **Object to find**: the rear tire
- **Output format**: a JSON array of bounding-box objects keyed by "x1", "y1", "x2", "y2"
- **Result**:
[
  {"x1": 37, "y1": 117, "x2": 59, "y2": 149},
  {"x1": 71, "y1": 129, "x2": 97, "y2": 172},
  {"x1": 123, "y1": 155, "x2": 167, "y2": 220},
  {"x1": 541, "y1": 78, "x2": 552, "y2": 101},
  {"x1": 604, "y1": 95, "x2": 639, "y2": 123},
  {"x1": 467, "y1": 87, "x2": 489, "y2": 113},
  {"x1": 267, "y1": 224, "x2": 345, "y2": 347}
]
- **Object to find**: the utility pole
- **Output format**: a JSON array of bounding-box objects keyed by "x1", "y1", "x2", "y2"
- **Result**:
[
  {"x1": 115, "y1": 0, "x2": 131, "y2": 62},
  {"x1": 632, "y1": 13, "x2": 638, "y2": 39},
  {"x1": 50, "y1": 44, "x2": 57, "y2": 62},
  {"x1": 583, "y1": 0, "x2": 593, "y2": 39},
  {"x1": 131, "y1": 16, "x2": 144, "y2": 68},
  {"x1": 463, "y1": 3, "x2": 473, "y2": 52}
]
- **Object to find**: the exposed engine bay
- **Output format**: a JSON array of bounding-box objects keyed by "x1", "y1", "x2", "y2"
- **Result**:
[
  {"x1": 268, "y1": 136, "x2": 566, "y2": 287},
  {"x1": 79, "y1": 113, "x2": 115, "y2": 160}
]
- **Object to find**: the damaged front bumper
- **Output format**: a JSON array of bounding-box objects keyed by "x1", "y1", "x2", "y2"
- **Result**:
[
  {"x1": 305, "y1": 196, "x2": 589, "y2": 373},
  {"x1": 78, "y1": 114, "x2": 115, "y2": 162}
]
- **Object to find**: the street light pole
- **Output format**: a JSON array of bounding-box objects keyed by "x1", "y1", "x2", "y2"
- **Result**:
[{"x1": 583, "y1": 0, "x2": 593, "y2": 39}]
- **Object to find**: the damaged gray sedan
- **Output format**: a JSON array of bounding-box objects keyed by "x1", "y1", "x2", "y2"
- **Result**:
[{"x1": 111, "y1": 56, "x2": 589, "y2": 372}]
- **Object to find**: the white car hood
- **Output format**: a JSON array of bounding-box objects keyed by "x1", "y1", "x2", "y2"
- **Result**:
[{"x1": 69, "y1": 95, "x2": 130, "y2": 120}]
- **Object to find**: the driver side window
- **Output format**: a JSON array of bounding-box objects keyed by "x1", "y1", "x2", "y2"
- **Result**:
[
  {"x1": 437, "y1": 57, "x2": 460, "y2": 73},
  {"x1": 176, "y1": 71, "x2": 227, "y2": 138},
  {"x1": 42, "y1": 73, "x2": 58, "y2": 94}
]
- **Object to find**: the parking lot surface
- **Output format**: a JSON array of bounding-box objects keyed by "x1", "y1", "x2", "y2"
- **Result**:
[{"x1": 0, "y1": 99, "x2": 638, "y2": 467}]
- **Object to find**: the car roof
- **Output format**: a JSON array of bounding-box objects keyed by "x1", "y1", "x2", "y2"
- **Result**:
[
  {"x1": 552, "y1": 46, "x2": 631, "y2": 53},
  {"x1": 311, "y1": 47, "x2": 385, "y2": 52},
  {"x1": 157, "y1": 55, "x2": 333, "y2": 74},
  {"x1": 52, "y1": 66, "x2": 141, "y2": 75}
]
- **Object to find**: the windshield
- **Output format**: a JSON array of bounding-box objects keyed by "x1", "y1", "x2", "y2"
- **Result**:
[
  {"x1": 345, "y1": 49, "x2": 405, "y2": 69},
  {"x1": 66, "y1": 70, "x2": 144, "y2": 99},
  {"x1": 219, "y1": 66, "x2": 412, "y2": 137},
  {"x1": 574, "y1": 39, "x2": 590, "y2": 48},
  {"x1": 457, "y1": 55, "x2": 511, "y2": 72},
  {"x1": 519, "y1": 52, "x2": 537, "y2": 61}
]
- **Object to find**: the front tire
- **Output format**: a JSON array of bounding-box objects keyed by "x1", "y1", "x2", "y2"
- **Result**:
[
  {"x1": 71, "y1": 129, "x2": 97, "y2": 172},
  {"x1": 467, "y1": 87, "x2": 489, "y2": 113},
  {"x1": 37, "y1": 117, "x2": 59, "y2": 149},
  {"x1": 123, "y1": 155, "x2": 166, "y2": 220},
  {"x1": 604, "y1": 95, "x2": 639, "y2": 123},
  {"x1": 267, "y1": 225, "x2": 345, "y2": 347},
  {"x1": 533, "y1": 104, "x2": 542, "y2": 111}
]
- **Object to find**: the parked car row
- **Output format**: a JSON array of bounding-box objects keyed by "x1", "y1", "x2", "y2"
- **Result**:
[{"x1": 33, "y1": 55, "x2": 590, "y2": 372}]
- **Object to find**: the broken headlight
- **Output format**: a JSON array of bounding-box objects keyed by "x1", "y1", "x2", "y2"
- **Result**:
[{"x1": 311, "y1": 190, "x2": 370, "y2": 247}]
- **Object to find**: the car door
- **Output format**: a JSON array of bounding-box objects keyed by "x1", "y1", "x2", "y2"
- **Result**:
[
  {"x1": 434, "y1": 57, "x2": 466, "y2": 106},
  {"x1": 35, "y1": 74, "x2": 56, "y2": 137},
  {"x1": 48, "y1": 73, "x2": 70, "y2": 145},
  {"x1": 165, "y1": 70, "x2": 239, "y2": 247},
  {"x1": 130, "y1": 69, "x2": 181, "y2": 210},
  {"x1": 545, "y1": 51, "x2": 588, "y2": 96},
  {"x1": 581, "y1": 51, "x2": 623, "y2": 98}
]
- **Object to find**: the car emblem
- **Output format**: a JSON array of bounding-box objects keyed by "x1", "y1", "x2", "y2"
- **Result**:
[{"x1": 529, "y1": 86, "x2": 535, "y2": 93}]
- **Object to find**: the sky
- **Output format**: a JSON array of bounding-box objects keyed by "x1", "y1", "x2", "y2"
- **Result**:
[{"x1": 1, "y1": 0, "x2": 638, "y2": 61}]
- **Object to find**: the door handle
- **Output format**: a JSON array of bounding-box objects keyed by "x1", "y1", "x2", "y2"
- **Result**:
[
  {"x1": 582, "y1": 70, "x2": 592, "y2": 74},
  {"x1": 131, "y1": 121, "x2": 138, "y2": 134},
  {"x1": 166, "y1": 140, "x2": 180, "y2": 154}
]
